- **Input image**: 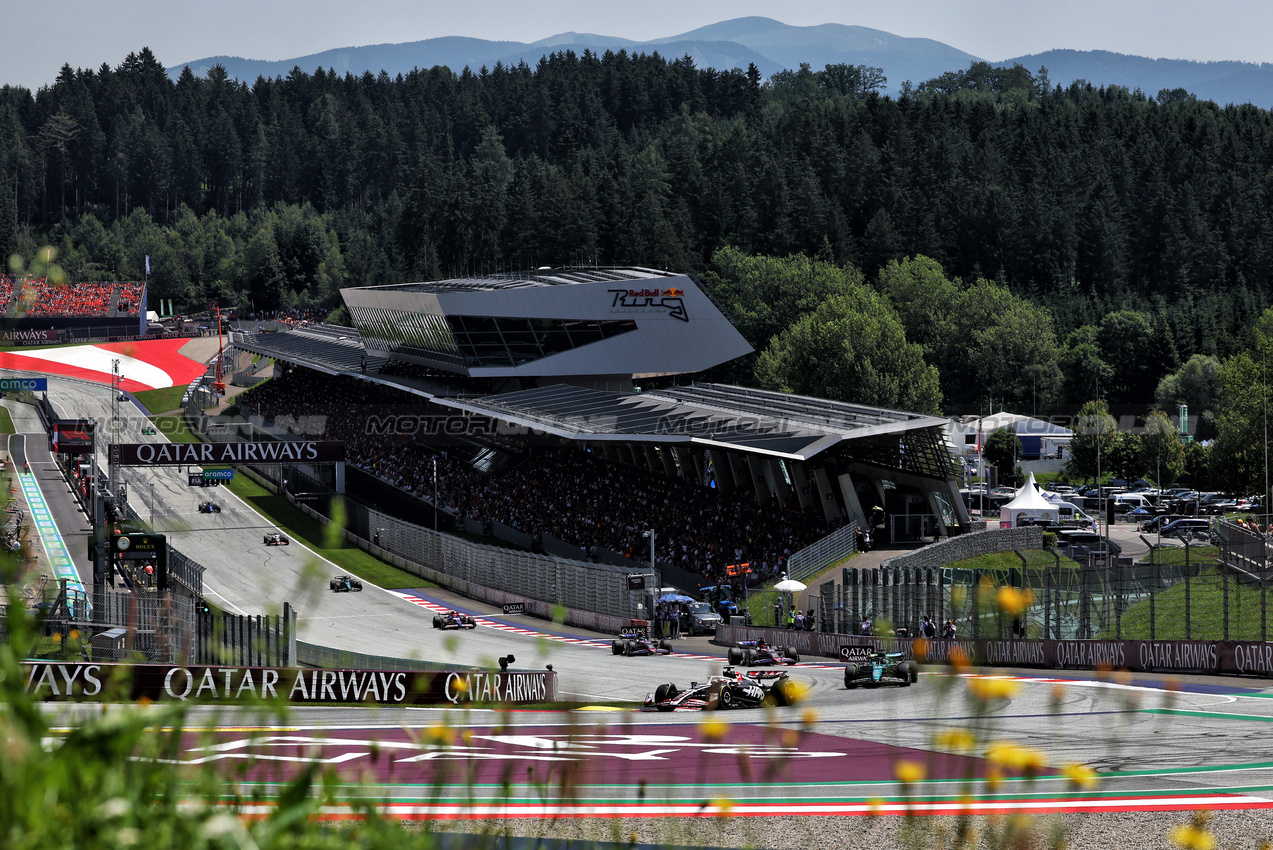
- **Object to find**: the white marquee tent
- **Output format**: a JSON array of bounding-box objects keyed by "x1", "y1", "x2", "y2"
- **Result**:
[{"x1": 998, "y1": 472, "x2": 1059, "y2": 528}]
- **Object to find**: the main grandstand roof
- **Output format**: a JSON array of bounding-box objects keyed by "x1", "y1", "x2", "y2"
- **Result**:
[
  {"x1": 229, "y1": 327, "x2": 948, "y2": 462},
  {"x1": 433, "y1": 383, "x2": 946, "y2": 461},
  {"x1": 355, "y1": 267, "x2": 680, "y2": 294}
]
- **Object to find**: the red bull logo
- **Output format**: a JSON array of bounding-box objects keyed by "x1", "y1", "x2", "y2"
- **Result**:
[{"x1": 662, "y1": 288, "x2": 684, "y2": 297}]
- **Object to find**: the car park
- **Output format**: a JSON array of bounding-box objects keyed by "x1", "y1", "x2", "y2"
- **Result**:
[
  {"x1": 643, "y1": 667, "x2": 800, "y2": 711},
  {"x1": 329, "y1": 575, "x2": 363, "y2": 592}
]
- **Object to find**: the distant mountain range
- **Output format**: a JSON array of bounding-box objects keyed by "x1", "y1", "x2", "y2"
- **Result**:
[{"x1": 169, "y1": 16, "x2": 1273, "y2": 107}]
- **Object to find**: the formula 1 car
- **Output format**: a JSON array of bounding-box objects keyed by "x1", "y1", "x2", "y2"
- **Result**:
[
  {"x1": 142, "y1": 424, "x2": 157, "y2": 435},
  {"x1": 643, "y1": 667, "x2": 800, "y2": 711},
  {"x1": 844, "y1": 649, "x2": 918, "y2": 688},
  {"x1": 432, "y1": 610, "x2": 477, "y2": 630},
  {"x1": 728, "y1": 639, "x2": 799, "y2": 666},
  {"x1": 611, "y1": 626, "x2": 673, "y2": 656},
  {"x1": 264, "y1": 531, "x2": 290, "y2": 545},
  {"x1": 329, "y1": 574, "x2": 363, "y2": 592},
  {"x1": 197, "y1": 500, "x2": 222, "y2": 513}
]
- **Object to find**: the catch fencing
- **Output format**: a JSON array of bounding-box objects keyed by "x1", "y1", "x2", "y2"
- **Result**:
[
  {"x1": 826, "y1": 539, "x2": 1237, "y2": 642},
  {"x1": 786, "y1": 522, "x2": 858, "y2": 583}
]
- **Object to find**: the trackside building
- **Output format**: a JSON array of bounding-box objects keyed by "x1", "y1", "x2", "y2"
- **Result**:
[{"x1": 232, "y1": 267, "x2": 970, "y2": 538}]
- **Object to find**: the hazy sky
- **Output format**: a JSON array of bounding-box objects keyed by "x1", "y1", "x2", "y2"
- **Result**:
[{"x1": 3, "y1": 0, "x2": 1271, "y2": 91}]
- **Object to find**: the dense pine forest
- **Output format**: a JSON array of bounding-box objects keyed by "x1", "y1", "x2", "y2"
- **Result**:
[{"x1": 1, "y1": 48, "x2": 1271, "y2": 416}]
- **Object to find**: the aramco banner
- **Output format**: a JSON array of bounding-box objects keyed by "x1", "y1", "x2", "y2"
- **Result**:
[{"x1": 23, "y1": 663, "x2": 556, "y2": 706}]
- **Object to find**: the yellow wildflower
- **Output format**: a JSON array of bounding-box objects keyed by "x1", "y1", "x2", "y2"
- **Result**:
[
  {"x1": 708, "y1": 797, "x2": 735, "y2": 818},
  {"x1": 967, "y1": 677, "x2": 1020, "y2": 700},
  {"x1": 1063, "y1": 763, "x2": 1098, "y2": 790},
  {"x1": 894, "y1": 760, "x2": 926, "y2": 784},
  {"x1": 996, "y1": 586, "x2": 1033, "y2": 615},
  {"x1": 699, "y1": 716, "x2": 728, "y2": 743},
  {"x1": 1170, "y1": 825, "x2": 1216, "y2": 850},
  {"x1": 985, "y1": 741, "x2": 1045, "y2": 777},
  {"x1": 934, "y1": 728, "x2": 977, "y2": 751}
]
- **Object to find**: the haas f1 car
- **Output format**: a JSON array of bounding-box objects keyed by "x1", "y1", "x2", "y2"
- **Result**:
[
  {"x1": 728, "y1": 639, "x2": 799, "y2": 666},
  {"x1": 844, "y1": 649, "x2": 919, "y2": 688},
  {"x1": 644, "y1": 667, "x2": 800, "y2": 711},
  {"x1": 263, "y1": 531, "x2": 289, "y2": 545},
  {"x1": 611, "y1": 626, "x2": 673, "y2": 657},
  {"x1": 432, "y1": 610, "x2": 477, "y2": 630}
]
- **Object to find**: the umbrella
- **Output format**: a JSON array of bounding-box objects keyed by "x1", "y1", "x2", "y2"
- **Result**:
[
  {"x1": 1130, "y1": 507, "x2": 1150, "y2": 515},
  {"x1": 658, "y1": 593, "x2": 694, "y2": 604},
  {"x1": 773, "y1": 579, "x2": 807, "y2": 593}
]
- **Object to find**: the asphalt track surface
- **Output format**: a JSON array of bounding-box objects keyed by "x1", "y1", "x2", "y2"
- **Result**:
[{"x1": 17, "y1": 375, "x2": 1273, "y2": 848}]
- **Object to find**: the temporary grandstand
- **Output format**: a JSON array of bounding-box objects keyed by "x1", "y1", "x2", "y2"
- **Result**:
[
  {"x1": 0, "y1": 275, "x2": 149, "y2": 340},
  {"x1": 230, "y1": 268, "x2": 970, "y2": 539}
]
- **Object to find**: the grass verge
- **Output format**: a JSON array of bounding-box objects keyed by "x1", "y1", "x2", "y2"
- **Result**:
[
  {"x1": 132, "y1": 384, "x2": 189, "y2": 414},
  {"x1": 225, "y1": 473, "x2": 434, "y2": 590},
  {"x1": 150, "y1": 414, "x2": 199, "y2": 443},
  {"x1": 0, "y1": 406, "x2": 15, "y2": 436}
]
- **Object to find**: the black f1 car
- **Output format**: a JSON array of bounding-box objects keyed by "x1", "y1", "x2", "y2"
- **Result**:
[
  {"x1": 197, "y1": 500, "x2": 222, "y2": 513},
  {"x1": 728, "y1": 639, "x2": 799, "y2": 666},
  {"x1": 432, "y1": 610, "x2": 477, "y2": 630},
  {"x1": 329, "y1": 574, "x2": 363, "y2": 592},
  {"x1": 644, "y1": 667, "x2": 800, "y2": 711},
  {"x1": 611, "y1": 626, "x2": 673, "y2": 656},
  {"x1": 844, "y1": 649, "x2": 918, "y2": 688},
  {"x1": 264, "y1": 531, "x2": 290, "y2": 545}
]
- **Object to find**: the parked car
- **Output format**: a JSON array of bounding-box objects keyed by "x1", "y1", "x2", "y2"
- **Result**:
[{"x1": 1160, "y1": 518, "x2": 1214, "y2": 542}]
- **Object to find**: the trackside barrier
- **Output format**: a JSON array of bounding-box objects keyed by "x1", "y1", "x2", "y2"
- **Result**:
[
  {"x1": 22, "y1": 661, "x2": 557, "y2": 706},
  {"x1": 715, "y1": 624, "x2": 1273, "y2": 679},
  {"x1": 188, "y1": 409, "x2": 656, "y2": 626},
  {"x1": 230, "y1": 459, "x2": 654, "y2": 628}
]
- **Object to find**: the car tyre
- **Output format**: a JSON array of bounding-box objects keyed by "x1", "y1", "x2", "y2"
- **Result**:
[
  {"x1": 898, "y1": 662, "x2": 913, "y2": 686},
  {"x1": 774, "y1": 676, "x2": 798, "y2": 706},
  {"x1": 432, "y1": 616, "x2": 443, "y2": 629},
  {"x1": 659, "y1": 639, "x2": 672, "y2": 653},
  {"x1": 653, "y1": 683, "x2": 678, "y2": 709},
  {"x1": 844, "y1": 663, "x2": 858, "y2": 689},
  {"x1": 784, "y1": 646, "x2": 800, "y2": 663},
  {"x1": 624, "y1": 640, "x2": 634, "y2": 657},
  {"x1": 611, "y1": 640, "x2": 623, "y2": 656},
  {"x1": 728, "y1": 647, "x2": 743, "y2": 665},
  {"x1": 718, "y1": 686, "x2": 734, "y2": 710},
  {"x1": 743, "y1": 649, "x2": 754, "y2": 666}
]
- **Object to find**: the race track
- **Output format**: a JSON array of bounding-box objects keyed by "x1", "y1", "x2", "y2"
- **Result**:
[{"x1": 16, "y1": 376, "x2": 1273, "y2": 848}]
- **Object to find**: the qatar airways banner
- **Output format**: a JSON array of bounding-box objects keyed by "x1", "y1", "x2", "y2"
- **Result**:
[
  {"x1": 717, "y1": 624, "x2": 1273, "y2": 679},
  {"x1": 22, "y1": 662, "x2": 556, "y2": 706},
  {"x1": 113, "y1": 440, "x2": 345, "y2": 466}
]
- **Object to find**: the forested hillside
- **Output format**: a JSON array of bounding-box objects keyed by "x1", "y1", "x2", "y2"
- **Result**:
[{"x1": 2, "y1": 48, "x2": 1271, "y2": 410}]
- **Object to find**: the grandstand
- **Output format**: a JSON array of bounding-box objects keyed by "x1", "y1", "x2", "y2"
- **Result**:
[
  {"x1": 0, "y1": 275, "x2": 149, "y2": 339},
  {"x1": 230, "y1": 267, "x2": 969, "y2": 579}
]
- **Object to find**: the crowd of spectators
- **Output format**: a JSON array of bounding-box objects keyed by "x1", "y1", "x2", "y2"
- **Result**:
[
  {"x1": 242, "y1": 308, "x2": 331, "y2": 328},
  {"x1": 0, "y1": 275, "x2": 144, "y2": 317},
  {"x1": 235, "y1": 368, "x2": 835, "y2": 581}
]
